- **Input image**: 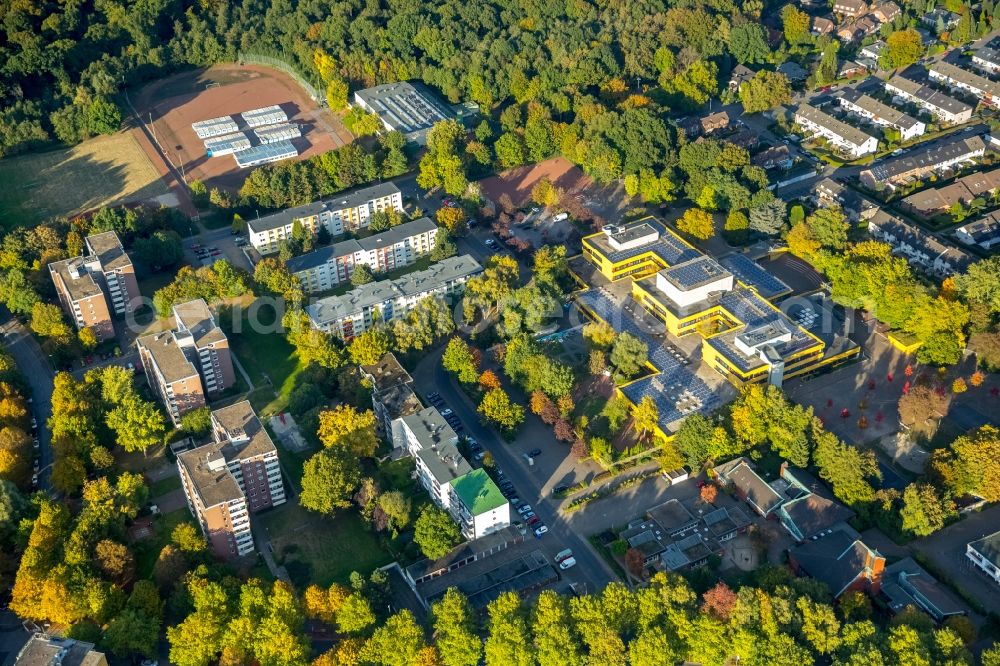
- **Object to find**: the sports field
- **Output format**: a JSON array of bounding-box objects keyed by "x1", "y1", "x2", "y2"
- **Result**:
[{"x1": 0, "y1": 133, "x2": 172, "y2": 229}]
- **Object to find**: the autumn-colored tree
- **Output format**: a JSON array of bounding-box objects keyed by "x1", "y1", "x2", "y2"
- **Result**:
[
  {"x1": 970, "y1": 371, "x2": 985, "y2": 387},
  {"x1": 437, "y1": 207, "x2": 469, "y2": 235},
  {"x1": 479, "y1": 369, "x2": 502, "y2": 390},
  {"x1": 676, "y1": 208, "x2": 715, "y2": 240},
  {"x1": 530, "y1": 391, "x2": 559, "y2": 425},
  {"x1": 316, "y1": 405, "x2": 378, "y2": 456},
  {"x1": 554, "y1": 419, "x2": 574, "y2": 442},
  {"x1": 699, "y1": 483, "x2": 718, "y2": 504},
  {"x1": 701, "y1": 582, "x2": 737, "y2": 622},
  {"x1": 952, "y1": 377, "x2": 968, "y2": 394},
  {"x1": 624, "y1": 548, "x2": 645, "y2": 578}
]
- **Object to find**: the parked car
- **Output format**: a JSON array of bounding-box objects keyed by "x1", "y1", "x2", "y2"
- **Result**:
[
  {"x1": 552, "y1": 484, "x2": 570, "y2": 495},
  {"x1": 527, "y1": 516, "x2": 541, "y2": 527},
  {"x1": 558, "y1": 556, "x2": 576, "y2": 569},
  {"x1": 528, "y1": 448, "x2": 542, "y2": 457},
  {"x1": 521, "y1": 511, "x2": 535, "y2": 520},
  {"x1": 32, "y1": 438, "x2": 39, "y2": 449},
  {"x1": 517, "y1": 505, "x2": 532, "y2": 515},
  {"x1": 554, "y1": 549, "x2": 573, "y2": 563},
  {"x1": 485, "y1": 239, "x2": 499, "y2": 249},
  {"x1": 440, "y1": 408, "x2": 454, "y2": 417},
  {"x1": 534, "y1": 526, "x2": 549, "y2": 538}
]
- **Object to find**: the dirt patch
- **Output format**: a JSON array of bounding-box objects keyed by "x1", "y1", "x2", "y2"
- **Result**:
[{"x1": 129, "y1": 64, "x2": 352, "y2": 193}]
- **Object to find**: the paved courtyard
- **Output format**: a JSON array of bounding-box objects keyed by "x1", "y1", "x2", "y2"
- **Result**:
[{"x1": 910, "y1": 504, "x2": 1000, "y2": 616}]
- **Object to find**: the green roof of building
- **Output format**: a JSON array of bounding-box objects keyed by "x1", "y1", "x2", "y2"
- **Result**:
[{"x1": 451, "y1": 469, "x2": 507, "y2": 516}]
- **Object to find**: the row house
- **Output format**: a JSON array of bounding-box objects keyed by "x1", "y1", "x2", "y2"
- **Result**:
[
  {"x1": 838, "y1": 89, "x2": 925, "y2": 140},
  {"x1": 859, "y1": 134, "x2": 985, "y2": 189},
  {"x1": 306, "y1": 255, "x2": 482, "y2": 339},
  {"x1": 286, "y1": 217, "x2": 437, "y2": 293},
  {"x1": 955, "y1": 213, "x2": 1000, "y2": 250},
  {"x1": 901, "y1": 166, "x2": 1000, "y2": 218},
  {"x1": 972, "y1": 46, "x2": 1000, "y2": 75},
  {"x1": 868, "y1": 210, "x2": 973, "y2": 277},
  {"x1": 928, "y1": 60, "x2": 1000, "y2": 107},
  {"x1": 813, "y1": 178, "x2": 881, "y2": 221},
  {"x1": 794, "y1": 103, "x2": 878, "y2": 158},
  {"x1": 247, "y1": 182, "x2": 404, "y2": 255},
  {"x1": 885, "y1": 75, "x2": 974, "y2": 126}
]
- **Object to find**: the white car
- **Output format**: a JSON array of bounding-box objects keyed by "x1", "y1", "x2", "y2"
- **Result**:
[
  {"x1": 517, "y1": 504, "x2": 532, "y2": 515},
  {"x1": 534, "y1": 526, "x2": 549, "y2": 537},
  {"x1": 440, "y1": 408, "x2": 454, "y2": 417},
  {"x1": 559, "y1": 556, "x2": 577, "y2": 570},
  {"x1": 555, "y1": 549, "x2": 573, "y2": 563}
]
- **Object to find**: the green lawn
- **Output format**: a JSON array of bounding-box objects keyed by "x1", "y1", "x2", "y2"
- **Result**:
[
  {"x1": 259, "y1": 502, "x2": 393, "y2": 587},
  {"x1": 227, "y1": 304, "x2": 304, "y2": 416},
  {"x1": 149, "y1": 474, "x2": 182, "y2": 498},
  {"x1": 133, "y1": 508, "x2": 192, "y2": 579}
]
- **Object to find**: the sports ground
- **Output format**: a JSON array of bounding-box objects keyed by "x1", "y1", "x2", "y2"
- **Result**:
[
  {"x1": 129, "y1": 64, "x2": 351, "y2": 192},
  {"x1": 0, "y1": 132, "x2": 172, "y2": 229}
]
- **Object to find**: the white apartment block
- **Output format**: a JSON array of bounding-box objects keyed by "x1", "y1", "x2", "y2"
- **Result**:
[
  {"x1": 287, "y1": 217, "x2": 437, "y2": 293},
  {"x1": 306, "y1": 254, "x2": 482, "y2": 339},
  {"x1": 794, "y1": 103, "x2": 878, "y2": 157},
  {"x1": 248, "y1": 182, "x2": 404, "y2": 255},
  {"x1": 838, "y1": 90, "x2": 925, "y2": 141},
  {"x1": 392, "y1": 406, "x2": 510, "y2": 539},
  {"x1": 885, "y1": 76, "x2": 974, "y2": 126}
]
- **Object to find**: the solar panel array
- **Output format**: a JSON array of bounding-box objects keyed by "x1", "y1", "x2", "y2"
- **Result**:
[
  {"x1": 600, "y1": 219, "x2": 702, "y2": 266},
  {"x1": 576, "y1": 288, "x2": 720, "y2": 431},
  {"x1": 241, "y1": 105, "x2": 288, "y2": 128},
  {"x1": 254, "y1": 123, "x2": 301, "y2": 144},
  {"x1": 233, "y1": 140, "x2": 298, "y2": 168},
  {"x1": 718, "y1": 254, "x2": 790, "y2": 299},
  {"x1": 191, "y1": 115, "x2": 239, "y2": 139},
  {"x1": 367, "y1": 88, "x2": 451, "y2": 133},
  {"x1": 204, "y1": 132, "x2": 251, "y2": 156},
  {"x1": 663, "y1": 257, "x2": 729, "y2": 289}
]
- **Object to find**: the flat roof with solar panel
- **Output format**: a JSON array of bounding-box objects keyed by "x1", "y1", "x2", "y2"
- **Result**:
[
  {"x1": 660, "y1": 256, "x2": 731, "y2": 291},
  {"x1": 204, "y1": 132, "x2": 251, "y2": 157},
  {"x1": 241, "y1": 105, "x2": 288, "y2": 128},
  {"x1": 254, "y1": 123, "x2": 301, "y2": 144},
  {"x1": 718, "y1": 254, "x2": 791, "y2": 299},
  {"x1": 585, "y1": 218, "x2": 702, "y2": 267},
  {"x1": 233, "y1": 140, "x2": 298, "y2": 168},
  {"x1": 354, "y1": 81, "x2": 458, "y2": 144},
  {"x1": 192, "y1": 115, "x2": 240, "y2": 139}
]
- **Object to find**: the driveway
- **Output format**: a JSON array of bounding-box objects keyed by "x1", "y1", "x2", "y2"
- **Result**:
[
  {"x1": 563, "y1": 474, "x2": 699, "y2": 535},
  {"x1": 909, "y1": 504, "x2": 1000, "y2": 615},
  {"x1": 412, "y1": 345, "x2": 618, "y2": 594},
  {"x1": 0, "y1": 309, "x2": 54, "y2": 492}
]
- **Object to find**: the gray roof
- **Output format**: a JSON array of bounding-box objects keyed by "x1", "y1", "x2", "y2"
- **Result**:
[
  {"x1": 795, "y1": 103, "x2": 876, "y2": 148},
  {"x1": 886, "y1": 75, "x2": 973, "y2": 116},
  {"x1": 247, "y1": 182, "x2": 402, "y2": 234},
  {"x1": 173, "y1": 299, "x2": 227, "y2": 347},
  {"x1": 931, "y1": 60, "x2": 1000, "y2": 98},
  {"x1": 354, "y1": 81, "x2": 456, "y2": 136},
  {"x1": 839, "y1": 89, "x2": 922, "y2": 131},
  {"x1": 306, "y1": 254, "x2": 482, "y2": 327},
  {"x1": 176, "y1": 441, "x2": 244, "y2": 508},
  {"x1": 869, "y1": 210, "x2": 973, "y2": 270},
  {"x1": 286, "y1": 217, "x2": 436, "y2": 273},
  {"x1": 49, "y1": 257, "x2": 103, "y2": 302},
  {"x1": 883, "y1": 557, "x2": 966, "y2": 618},
  {"x1": 403, "y1": 407, "x2": 472, "y2": 484},
  {"x1": 959, "y1": 212, "x2": 1000, "y2": 242},
  {"x1": 137, "y1": 331, "x2": 199, "y2": 384},
  {"x1": 969, "y1": 529, "x2": 1000, "y2": 569},
  {"x1": 16, "y1": 635, "x2": 105, "y2": 666},
  {"x1": 862, "y1": 135, "x2": 985, "y2": 183},
  {"x1": 85, "y1": 231, "x2": 131, "y2": 271},
  {"x1": 719, "y1": 459, "x2": 784, "y2": 514},
  {"x1": 211, "y1": 400, "x2": 277, "y2": 460},
  {"x1": 791, "y1": 528, "x2": 882, "y2": 597}
]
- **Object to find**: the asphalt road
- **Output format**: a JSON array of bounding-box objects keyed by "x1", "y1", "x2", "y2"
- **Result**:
[
  {"x1": 413, "y1": 345, "x2": 617, "y2": 595},
  {"x1": 0, "y1": 308, "x2": 54, "y2": 492}
]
